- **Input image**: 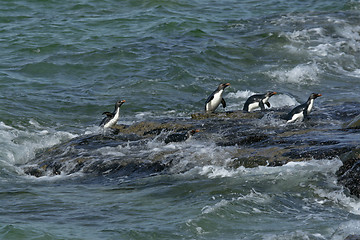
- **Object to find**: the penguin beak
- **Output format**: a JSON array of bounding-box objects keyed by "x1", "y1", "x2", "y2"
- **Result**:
[
  {"x1": 121, "y1": 100, "x2": 126, "y2": 103},
  {"x1": 190, "y1": 129, "x2": 200, "y2": 135},
  {"x1": 272, "y1": 92, "x2": 277, "y2": 95},
  {"x1": 223, "y1": 83, "x2": 230, "y2": 89},
  {"x1": 317, "y1": 94, "x2": 322, "y2": 97}
]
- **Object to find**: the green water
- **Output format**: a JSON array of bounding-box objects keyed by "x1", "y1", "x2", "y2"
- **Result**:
[{"x1": 1, "y1": 0, "x2": 360, "y2": 239}]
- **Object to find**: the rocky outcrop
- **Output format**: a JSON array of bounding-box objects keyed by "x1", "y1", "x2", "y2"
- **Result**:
[{"x1": 20, "y1": 103, "x2": 360, "y2": 198}]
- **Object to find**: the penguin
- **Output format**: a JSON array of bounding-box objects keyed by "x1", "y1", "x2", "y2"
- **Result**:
[
  {"x1": 243, "y1": 91, "x2": 277, "y2": 112},
  {"x1": 284, "y1": 93, "x2": 322, "y2": 123},
  {"x1": 205, "y1": 83, "x2": 230, "y2": 112},
  {"x1": 99, "y1": 100, "x2": 126, "y2": 128},
  {"x1": 164, "y1": 129, "x2": 200, "y2": 144}
]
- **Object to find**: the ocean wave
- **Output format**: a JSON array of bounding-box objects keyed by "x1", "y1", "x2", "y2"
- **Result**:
[
  {"x1": 0, "y1": 120, "x2": 77, "y2": 168},
  {"x1": 196, "y1": 158, "x2": 342, "y2": 180},
  {"x1": 277, "y1": 13, "x2": 360, "y2": 79},
  {"x1": 267, "y1": 62, "x2": 321, "y2": 85},
  {"x1": 185, "y1": 159, "x2": 353, "y2": 239}
]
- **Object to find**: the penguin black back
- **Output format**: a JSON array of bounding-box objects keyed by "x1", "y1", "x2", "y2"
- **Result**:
[
  {"x1": 243, "y1": 91, "x2": 277, "y2": 112},
  {"x1": 284, "y1": 93, "x2": 321, "y2": 123}
]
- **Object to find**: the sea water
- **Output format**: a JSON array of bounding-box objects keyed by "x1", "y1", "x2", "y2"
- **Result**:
[{"x1": 1, "y1": 0, "x2": 360, "y2": 239}]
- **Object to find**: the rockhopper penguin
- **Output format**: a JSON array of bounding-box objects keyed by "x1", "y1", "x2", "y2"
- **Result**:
[
  {"x1": 99, "y1": 100, "x2": 126, "y2": 128},
  {"x1": 284, "y1": 93, "x2": 322, "y2": 123},
  {"x1": 243, "y1": 91, "x2": 277, "y2": 112},
  {"x1": 205, "y1": 83, "x2": 230, "y2": 112}
]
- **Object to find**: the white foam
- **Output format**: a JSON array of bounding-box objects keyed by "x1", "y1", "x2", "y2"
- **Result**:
[
  {"x1": 195, "y1": 158, "x2": 343, "y2": 181},
  {"x1": 28, "y1": 119, "x2": 41, "y2": 128},
  {"x1": 25, "y1": 170, "x2": 85, "y2": 182},
  {"x1": 347, "y1": 69, "x2": 360, "y2": 78},
  {"x1": 0, "y1": 121, "x2": 77, "y2": 166},
  {"x1": 268, "y1": 94, "x2": 299, "y2": 108},
  {"x1": 312, "y1": 186, "x2": 360, "y2": 216},
  {"x1": 84, "y1": 125, "x2": 103, "y2": 135},
  {"x1": 167, "y1": 141, "x2": 238, "y2": 174},
  {"x1": 278, "y1": 16, "x2": 360, "y2": 82},
  {"x1": 336, "y1": 25, "x2": 360, "y2": 42},
  {"x1": 201, "y1": 199, "x2": 229, "y2": 214},
  {"x1": 282, "y1": 27, "x2": 325, "y2": 43},
  {"x1": 199, "y1": 165, "x2": 243, "y2": 178},
  {"x1": 227, "y1": 90, "x2": 256, "y2": 99},
  {"x1": 309, "y1": 43, "x2": 334, "y2": 57},
  {"x1": 268, "y1": 63, "x2": 321, "y2": 85},
  {"x1": 263, "y1": 230, "x2": 327, "y2": 240},
  {"x1": 331, "y1": 220, "x2": 360, "y2": 240},
  {"x1": 135, "y1": 112, "x2": 153, "y2": 119},
  {"x1": 0, "y1": 121, "x2": 12, "y2": 130}
]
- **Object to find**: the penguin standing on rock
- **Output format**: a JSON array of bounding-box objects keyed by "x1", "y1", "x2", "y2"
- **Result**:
[
  {"x1": 205, "y1": 83, "x2": 230, "y2": 112},
  {"x1": 99, "y1": 100, "x2": 126, "y2": 129},
  {"x1": 243, "y1": 91, "x2": 277, "y2": 112},
  {"x1": 284, "y1": 93, "x2": 322, "y2": 123}
]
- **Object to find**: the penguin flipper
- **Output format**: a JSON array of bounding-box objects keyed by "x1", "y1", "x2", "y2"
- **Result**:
[
  {"x1": 205, "y1": 95, "x2": 214, "y2": 104},
  {"x1": 99, "y1": 117, "x2": 108, "y2": 127},
  {"x1": 102, "y1": 112, "x2": 114, "y2": 117},
  {"x1": 265, "y1": 102, "x2": 271, "y2": 108},
  {"x1": 259, "y1": 101, "x2": 265, "y2": 111},
  {"x1": 303, "y1": 109, "x2": 309, "y2": 121},
  {"x1": 243, "y1": 104, "x2": 248, "y2": 112},
  {"x1": 221, "y1": 98, "x2": 226, "y2": 108},
  {"x1": 100, "y1": 112, "x2": 114, "y2": 127}
]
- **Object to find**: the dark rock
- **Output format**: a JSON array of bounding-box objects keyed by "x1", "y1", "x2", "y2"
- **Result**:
[
  {"x1": 23, "y1": 167, "x2": 44, "y2": 178},
  {"x1": 336, "y1": 148, "x2": 360, "y2": 198},
  {"x1": 217, "y1": 134, "x2": 268, "y2": 146},
  {"x1": 20, "y1": 105, "x2": 360, "y2": 185},
  {"x1": 112, "y1": 121, "x2": 193, "y2": 136},
  {"x1": 191, "y1": 110, "x2": 262, "y2": 120},
  {"x1": 230, "y1": 156, "x2": 270, "y2": 168},
  {"x1": 284, "y1": 146, "x2": 353, "y2": 160}
]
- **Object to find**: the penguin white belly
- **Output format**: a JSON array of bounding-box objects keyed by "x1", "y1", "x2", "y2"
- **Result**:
[
  {"x1": 287, "y1": 112, "x2": 304, "y2": 123},
  {"x1": 248, "y1": 102, "x2": 260, "y2": 112},
  {"x1": 262, "y1": 97, "x2": 270, "y2": 104},
  {"x1": 307, "y1": 99, "x2": 314, "y2": 114},
  {"x1": 104, "y1": 109, "x2": 120, "y2": 128},
  {"x1": 206, "y1": 90, "x2": 223, "y2": 111}
]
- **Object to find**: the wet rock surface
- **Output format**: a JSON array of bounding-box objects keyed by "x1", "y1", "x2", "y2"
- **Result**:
[
  {"x1": 22, "y1": 103, "x2": 360, "y2": 196},
  {"x1": 337, "y1": 147, "x2": 360, "y2": 198}
]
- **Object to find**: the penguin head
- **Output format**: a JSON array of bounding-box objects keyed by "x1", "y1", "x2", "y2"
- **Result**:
[
  {"x1": 116, "y1": 99, "x2": 126, "y2": 107},
  {"x1": 309, "y1": 93, "x2": 322, "y2": 99},
  {"x1": 186, "y1": 129, "x2": 200, "y2": 138},
  {"x1": 266, "y1": 91, "x2": 277, "y2": 97},
  {"x1": 218, "y1": 83, "x2": 230, "y2": 90}
]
